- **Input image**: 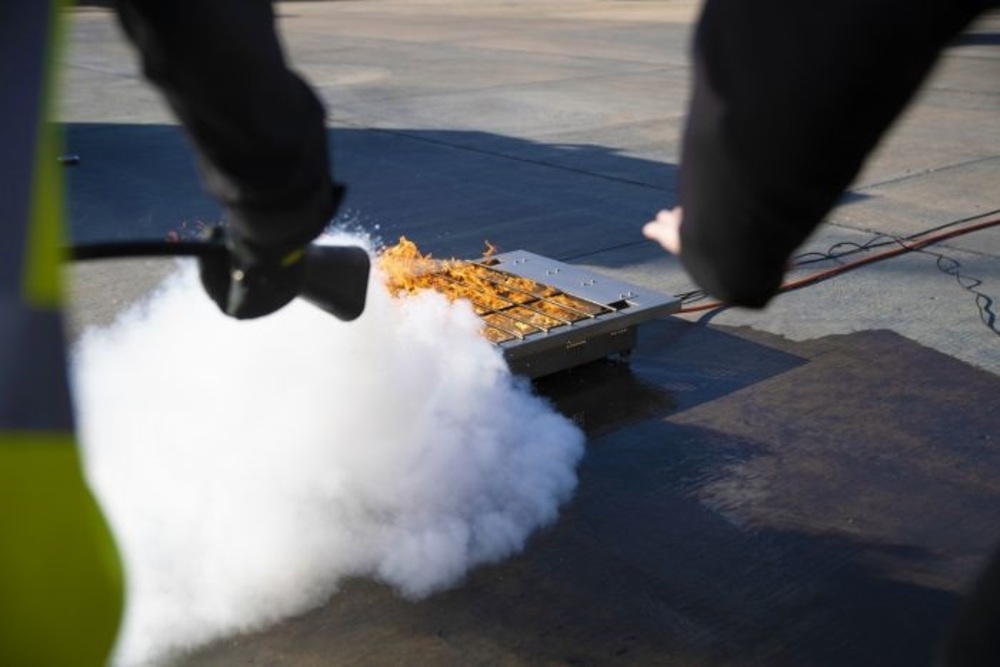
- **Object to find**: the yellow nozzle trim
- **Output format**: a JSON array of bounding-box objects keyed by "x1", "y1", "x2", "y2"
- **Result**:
[{"x1": 281, "y1": 247, "x2": 306, "y2": 267}]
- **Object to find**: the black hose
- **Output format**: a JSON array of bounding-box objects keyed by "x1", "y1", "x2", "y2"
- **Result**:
[{"x1": 67, "y1": 240, "x2": 225, "y2": 262}]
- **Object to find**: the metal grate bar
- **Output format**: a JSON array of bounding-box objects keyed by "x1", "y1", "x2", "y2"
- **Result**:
[
  {"x1": 445, "y1": 263, "x2": 614, "y2": 322},
  {"x1": 465, "y1": 264, "x2": 613, "y2": 317},
  {"x1": 432, "y1": 261, "x2": 628, "y2": 344},
  {"x1": 481, "y1": 313, "x2": 528, "y2": 341}
]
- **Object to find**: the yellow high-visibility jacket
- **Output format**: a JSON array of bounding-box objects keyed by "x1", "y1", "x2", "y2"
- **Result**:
[{"x1": 0, "y1": 2, "x2": 123, "y2": 665}]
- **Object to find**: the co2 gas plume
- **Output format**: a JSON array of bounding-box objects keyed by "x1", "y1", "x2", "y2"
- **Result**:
[{"x1": 72, "y1": 235, "x2": 585, "y2": 666}]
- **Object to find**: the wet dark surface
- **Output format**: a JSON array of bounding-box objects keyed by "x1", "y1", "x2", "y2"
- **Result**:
[{"x1": 178, "y1": 323, "x2": 1000, "y2": 667}]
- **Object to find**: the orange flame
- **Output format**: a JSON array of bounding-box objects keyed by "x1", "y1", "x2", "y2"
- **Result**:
[{"x1": 376, "y1": 237, "x2": 601, "y2": 343}]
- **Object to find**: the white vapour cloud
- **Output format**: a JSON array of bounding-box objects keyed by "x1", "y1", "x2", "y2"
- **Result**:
[{"x1": 71, "y1": 238, "x2": 585, "y2": 666}]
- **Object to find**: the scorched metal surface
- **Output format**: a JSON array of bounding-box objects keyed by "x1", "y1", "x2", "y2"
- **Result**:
[{"x1": 465, "y1": 250, "x2": 679, "y2": 377}]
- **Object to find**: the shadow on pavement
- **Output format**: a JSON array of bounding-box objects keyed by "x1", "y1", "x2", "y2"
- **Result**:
[{"x1": 63, "y1": 122, "x2": 677, "y2": 263}]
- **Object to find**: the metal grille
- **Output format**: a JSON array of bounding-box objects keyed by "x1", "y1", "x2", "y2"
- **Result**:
[{"x1": 410, "y1": 261, "x2": 614, "y2": 343}]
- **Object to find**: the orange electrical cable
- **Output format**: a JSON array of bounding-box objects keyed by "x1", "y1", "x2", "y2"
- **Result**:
[{"x1": 677, "y1": 215, "x2": 1000, "y2": 313}]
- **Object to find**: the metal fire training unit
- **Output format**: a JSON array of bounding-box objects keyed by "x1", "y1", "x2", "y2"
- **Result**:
[{"x1": 455, "y1": 250, "x2": 679, "y2": 378}]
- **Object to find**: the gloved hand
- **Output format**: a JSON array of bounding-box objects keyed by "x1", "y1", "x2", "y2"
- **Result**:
[{"x1": 198, "y1": 225, "x2": 308, "y2": 319}]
